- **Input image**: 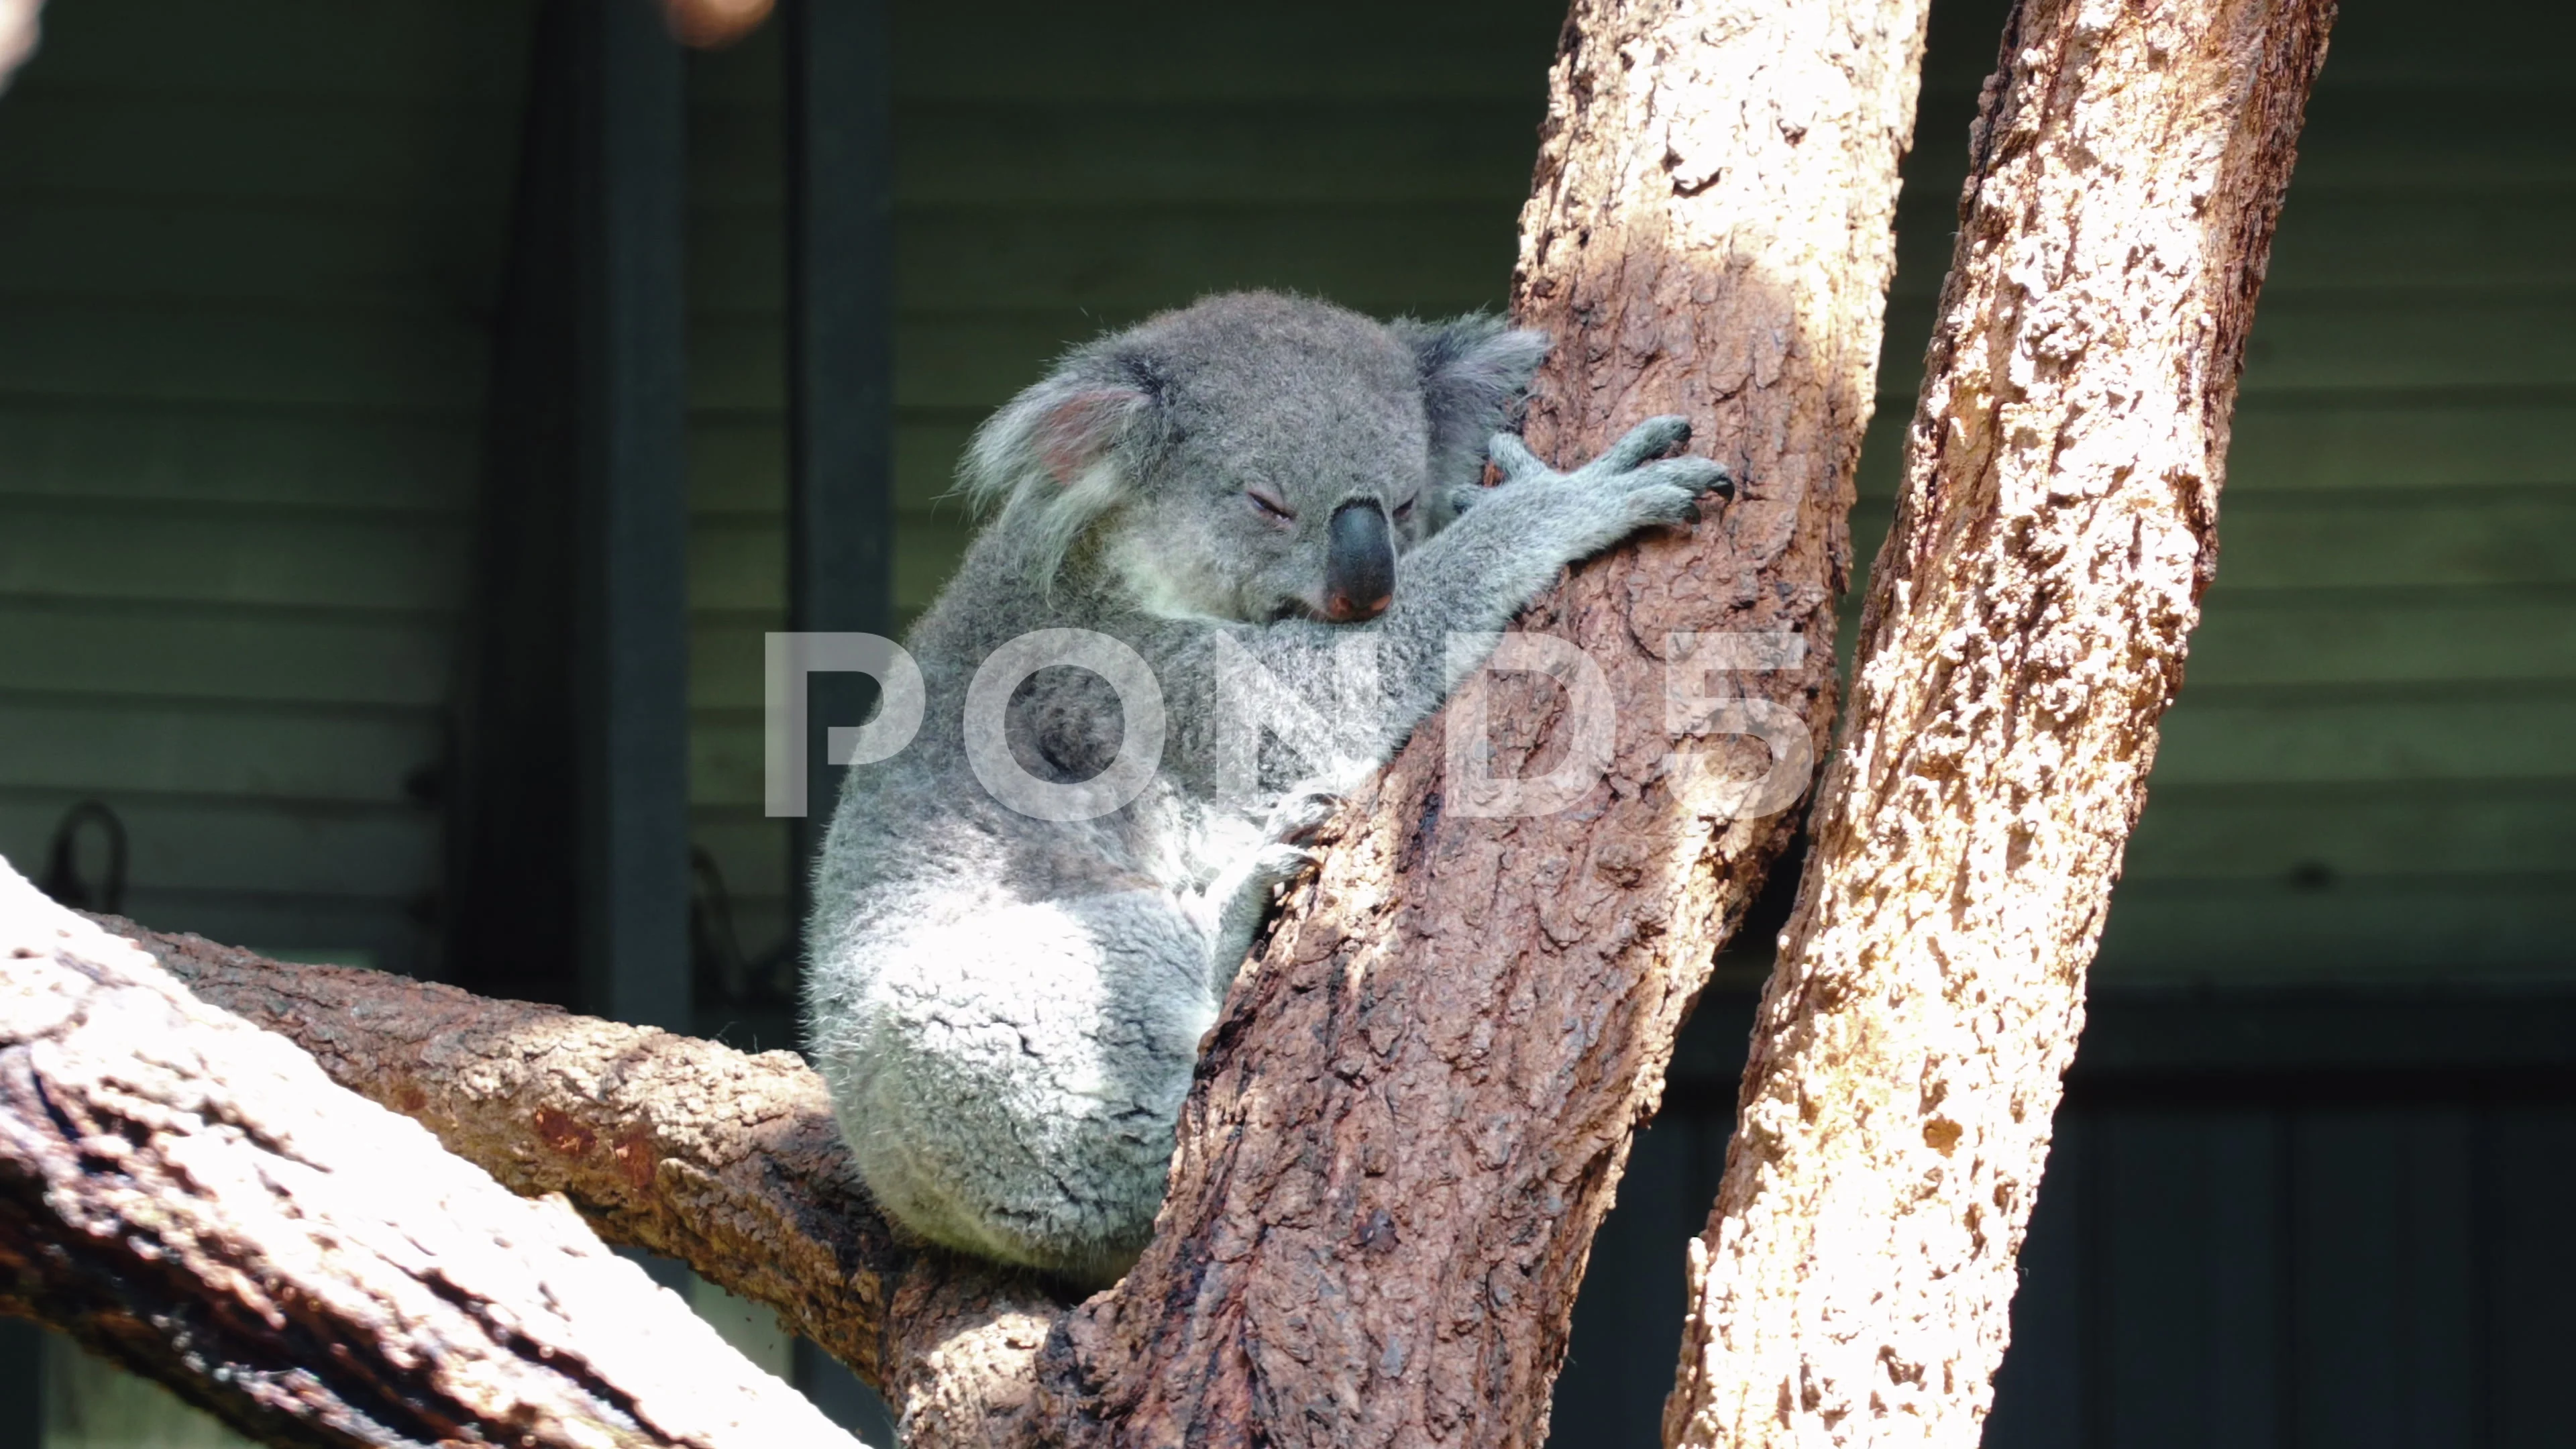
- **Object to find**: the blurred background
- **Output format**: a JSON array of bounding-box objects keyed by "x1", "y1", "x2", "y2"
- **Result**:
[{"x1": 0, "y1": 0, "x2": 2569, "y2": 1444}]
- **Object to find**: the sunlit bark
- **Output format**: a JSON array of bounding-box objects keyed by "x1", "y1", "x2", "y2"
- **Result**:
[
  {"x1": 1664, "y1": 1, "x2": 2337, "y2": 1443},
  {"x1": 0, "y1": 869, "x2": 859, "y2": 1449}
]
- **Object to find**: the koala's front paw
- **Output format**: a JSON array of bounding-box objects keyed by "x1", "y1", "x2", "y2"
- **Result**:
[
  {"x1": 1488, "y1": 415, "x2": 1735, "y2": 555},
  {"x1": 1573, "y1": 414, "x2": 1697, "y2": 477},
  {"x1": 1504, "y1": 417, "x2": 1741, "y2": 502},
  {"x1": 1605, "y1": 454, "x2": 1737, "y2": 529}
]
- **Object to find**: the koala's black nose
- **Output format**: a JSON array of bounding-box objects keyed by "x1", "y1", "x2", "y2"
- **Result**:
[{"x1": 1323, "y1": 500, "x2": 1395, "y2": 623}]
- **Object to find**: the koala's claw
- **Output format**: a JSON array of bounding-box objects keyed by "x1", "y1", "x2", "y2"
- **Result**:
[
  {"x1": 1636, "y1": 455, "x2": 1735, "y2": 499},
  {"x1": 1487, "y1": 432, "x2": 1550, "y2": 485},
  {"x1": 1263, "y1": 788, "x2": 1342, "y2": 845},
  {"x1": 1627, "y1": 484, "x2": 1705, "y2": 529},
  {"x1": 1487, "y1": 417, "x2": 1729, "y2": 502},
  {"x1": 1599, "y1": 415, "x2": 1695, "y2": 470},
  {"x1": 1594, "y1": 455, "x2": 1725, "y2": 529},
  {"x1": 1249, "y1": 841, "x2": 1324, "y2": 892},
  {"x1": 1201, "y1": 837, "x2": 1326, "y2": 996}
]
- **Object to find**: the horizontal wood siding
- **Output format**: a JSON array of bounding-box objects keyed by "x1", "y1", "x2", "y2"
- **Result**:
[
  {"x1": 1838, "y1": 0, "x2": 2576, "y2": 985},
  {"x1": 0, "y1": 0, "x2": 533, "y2": 977},
  {"x1": 0, "y1": 0, "x2": 2555, "y2": 1006}
]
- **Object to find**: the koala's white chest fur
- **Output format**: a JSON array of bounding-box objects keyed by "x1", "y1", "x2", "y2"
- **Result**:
[{"x1": 1166, "y1": 796, "x2": 1273, "y2": 896}]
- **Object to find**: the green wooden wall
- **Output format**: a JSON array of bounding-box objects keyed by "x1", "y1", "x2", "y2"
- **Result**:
[
  {"x1": 1995, "y1": 1, "x2": 2576, "y2": 982},
  {"x1": 0, "y1": 0, "x2": 534, "y2": 979},
  {"x1": 1, "y1": 0, "x2": 2564, "y2": 1002},
  {"x1": 0, "y1": 0, "x2": 2563, "y2": 1020}
]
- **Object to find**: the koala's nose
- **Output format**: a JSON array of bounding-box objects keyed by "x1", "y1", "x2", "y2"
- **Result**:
[{"x1": 1323, "y1": 500, "x2": 1395, "y2": 623}]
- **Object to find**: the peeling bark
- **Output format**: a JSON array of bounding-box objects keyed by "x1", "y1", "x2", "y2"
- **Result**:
[
  {"x1": 105, "y1": 915, "x2": 1058, "y2": 1448},
  {"x1": 1663, "y1": 2, "x2": 2337, "y2": 1444},
  {"x1": 1038, "y1": 4, "x2": 1930, "y2": 1445},
  {"x1": 0, "y1": 867, "x2": 859, "y2": 1449}
]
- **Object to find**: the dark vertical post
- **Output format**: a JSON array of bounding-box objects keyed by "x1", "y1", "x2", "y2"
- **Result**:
[
  {"x1": 446, "y1": 0, "x2": 584, "y2": 1008},
  {"x1": 450, "y1": 0, "x2": 688, "y2": 1022},
  {"x1": 575, "y1": 0, "x2": 692, "y2": 1032},
  {"x1": 782, "y1": 0, "x2": 896, "y2": 943}
]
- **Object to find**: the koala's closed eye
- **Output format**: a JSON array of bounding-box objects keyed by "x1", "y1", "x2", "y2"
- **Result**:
[{"x1": 1246, "y1": 490, "x2": 1295, "y2": 523}]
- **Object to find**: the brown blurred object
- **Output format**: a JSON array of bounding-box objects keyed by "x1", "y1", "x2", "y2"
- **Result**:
[
  {"x1": 0, "y1": 0, "x2": 42, "y2": 89},
  {"x1": 663, "y1": 0, "x2": 773, "y2": 49}
]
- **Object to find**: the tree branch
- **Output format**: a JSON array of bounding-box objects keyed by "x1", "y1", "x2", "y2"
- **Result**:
[
  {"x1": 99, "y1": 912, "x2": 1063, "y2": 1448},
  {"x1": 1036, "y1": 3, "x2": 1931, "y2": 1444},
  {"x1": 0, "y1": 865, "x2": 863, "y2": 1449},
  {"x1": 1664, "y1": 0, "x2": 2338, "y2": 1442}
]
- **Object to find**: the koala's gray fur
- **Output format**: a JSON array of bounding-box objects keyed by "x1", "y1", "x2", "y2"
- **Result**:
[{"x1": 806, "y1": 291, "x2": 1731, "y2": 1287}]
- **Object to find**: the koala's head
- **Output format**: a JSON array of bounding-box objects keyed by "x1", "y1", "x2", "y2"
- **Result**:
[{"x1": 961, "y1": 291, "x2": 1548, "y2": 623}]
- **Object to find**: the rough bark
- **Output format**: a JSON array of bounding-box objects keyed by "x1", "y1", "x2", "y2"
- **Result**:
[
  {"x1": 0, "y1": 866, "x2": 859, "y2": 1449},
  {"x1": 103, "y1": 915, "x2": 1059, "y2": 1447},
  {"x1": 1037, "y1": 4, "x2": 1929, "y2": 1445},
  {"x1": 1662, "y1": 1, "x2": 2336, "y2": 1444}
]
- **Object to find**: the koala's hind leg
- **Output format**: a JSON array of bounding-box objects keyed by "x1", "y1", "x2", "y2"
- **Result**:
[{"x1": 811, "y1": 888, "x2": 1219, "y2": 1288}]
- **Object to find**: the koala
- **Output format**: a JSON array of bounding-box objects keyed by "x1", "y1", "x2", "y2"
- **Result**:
[{"x1": 805, "y1": 291, "x2": 1731, "y2": 1288}]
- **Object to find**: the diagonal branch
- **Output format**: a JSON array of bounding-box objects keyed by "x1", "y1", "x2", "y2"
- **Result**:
[
  {"x1": 1664, "y1": 0, "x2": 2339, "y2": 1442},
  {"x1": 0, "y1": 864, "x2": 863, "y2": 1449}
]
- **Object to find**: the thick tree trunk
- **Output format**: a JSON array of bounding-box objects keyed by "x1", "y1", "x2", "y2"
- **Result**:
[
  {"x1": 1035, "y1": 4, "x2": 1928, "y2": 1446},
  {"x1": 1662, "y1": 2, "x2": 2336, "y2": 1445},
  {"x1": 0, "y1": 869, "x2": 858, "y2": 1449}
]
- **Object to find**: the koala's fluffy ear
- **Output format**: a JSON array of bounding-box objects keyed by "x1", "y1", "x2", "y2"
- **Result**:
[
  {"x1": 963, "y1": 376, "x2": 1148, "y2": 500},
  {"x1": 1394, "y1": 314, "x2": 1550, "y2": 494},
  {"x1": 959, "y1": 368, "x2": 1157, "y2": 580}
]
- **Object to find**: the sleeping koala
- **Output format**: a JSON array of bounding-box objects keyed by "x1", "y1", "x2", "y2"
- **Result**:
[{"x1": 806, "y1": 291, "x2": 1731, "y2": 1287}]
